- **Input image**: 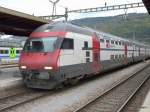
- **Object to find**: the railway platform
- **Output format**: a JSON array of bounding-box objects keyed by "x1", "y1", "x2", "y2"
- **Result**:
[
  {"x1": 0, "y1": 67, "x2": 23, "y2": 97},
  {"x1": 0, "y1": 67, "x2": 20, "y2": 80},
  {"x1": 140, "y1": 90, "x2": 150, "y2": 112}
]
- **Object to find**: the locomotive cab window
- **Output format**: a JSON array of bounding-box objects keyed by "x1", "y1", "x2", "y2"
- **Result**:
[
  {"x1": 61, "y1": 38, "x2": 74, "y2": 49},
  {"x1": 23, "y1": 37, "x2": 58, "y2": 52}
]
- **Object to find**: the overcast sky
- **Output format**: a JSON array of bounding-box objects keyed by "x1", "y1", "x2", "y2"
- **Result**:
[{"x1": 0, "y1": 0, "x2": 147, "y2": 20}]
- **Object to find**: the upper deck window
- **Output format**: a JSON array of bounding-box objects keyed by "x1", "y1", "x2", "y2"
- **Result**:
[
  {"x1": 106, "y1": 40, "x2": 110, "y2": 43},
  {"x1": 119, "y1": 41, "x2": 121, "y2": 45},
  {"x1": 115, "y1": 41, "x2": 118, "y2": 45},
  {"x1": 100, "y1": 39, "x2": 104, "y2": 43},
  {"x1": 111, "y1": 40, "x2": 114, "y2": 44}
]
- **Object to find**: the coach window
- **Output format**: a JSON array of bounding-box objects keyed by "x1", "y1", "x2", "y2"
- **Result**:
[
  {"x1": 111, "y1": 40, "x2": 114, "y2": 44},
  {"x1": 119, "y1": 54, "x2": 122, "y2": 58},
  {"x1": 84, "y1": 41, "x2": 88, "y2": 48},
  {"x1": 5, "y1": 50, "x2": 8, "y2": 54},
  {"x1": 16, "y1": 50, "x2": 20, "y2": 54},
  {"x1": 119, "y1": 41, "x2": 121, "y2": 45},
  {"x1": 100, "y1": 39, "x2": 104, "y2": 43},
  {"x1": 61, "y1": 38, "x2": 74, "y2": 49},
  {"x1": 122, "y1": 42, "x2": 125, "y2": 46},
  {"x1": 115, "y1": 54, "x2": 118, "y2": 59},
  {"x1": 115, "y1": 41, "x2": 118, "y2": 45},
  {"x1": 106, "y1": 40, "x2": 110, "y2": 43},
  {"x1": 0, "y1": 50, "x2": 3, "y2": 54},
  {"x1": 110, "y1": 55, "x2": 114, "y2": 59}
]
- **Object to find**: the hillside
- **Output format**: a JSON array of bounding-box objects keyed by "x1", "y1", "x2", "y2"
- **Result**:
[{"x1": 71, "y1": 13, "x2": 150, "y2": 43}]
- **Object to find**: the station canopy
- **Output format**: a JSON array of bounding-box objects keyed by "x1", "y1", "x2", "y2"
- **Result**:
[
  {"x1": 0, "y1": 6, "x2": 48, "y2": 36},
  {"x1": 143, "y1": 0, "x2": 150, "y2": 14}
]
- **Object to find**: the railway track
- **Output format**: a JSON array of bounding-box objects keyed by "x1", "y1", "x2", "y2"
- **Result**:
[
  {"x1": 75, "y1": 65, "x2": 150, "y2": 112},
  {"x1": 0, "y1": 64, "x2": 18, "y2": 68},
  {"x1": 0, "y1": 89, "x2": 52, "y2": 112},
  {"x1": 0, "y1": 62, "x2": 149, "y2": 112}
]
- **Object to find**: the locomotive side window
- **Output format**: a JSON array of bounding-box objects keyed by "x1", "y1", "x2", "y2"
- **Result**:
[{"x1": 61, "y1": 38, "x2": 74, "y2": 49}]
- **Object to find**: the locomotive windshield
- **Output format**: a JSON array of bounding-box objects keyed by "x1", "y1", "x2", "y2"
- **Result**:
[{"x1": 23, "y1": 37, "x2": 57, "y2": 52}]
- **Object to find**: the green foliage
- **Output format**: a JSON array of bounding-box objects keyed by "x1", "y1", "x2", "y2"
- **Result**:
[{"x1": 72, "y1": 13, "x2": 150, "y2": 43}]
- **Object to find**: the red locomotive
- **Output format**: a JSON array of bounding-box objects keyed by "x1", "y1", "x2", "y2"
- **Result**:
[{"x1": 19, "y1": 22, "x2": 150, "y2": 89}]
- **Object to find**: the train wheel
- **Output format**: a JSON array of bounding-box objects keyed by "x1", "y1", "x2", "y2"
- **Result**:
[
  {"x1": 55, "y1": 83, "x2": 64, "y2": 90},
  {"x1": 68, "y1": 77, "x2": 81, "y2": 85}
]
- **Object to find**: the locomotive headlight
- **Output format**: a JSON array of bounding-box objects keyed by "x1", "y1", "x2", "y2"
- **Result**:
[
  {"x1": 20, "y1": 66, "x2": 27, "y2": 69},
  {"x1": 44, "y1": 66, "x2": 53, "y2": 70}
]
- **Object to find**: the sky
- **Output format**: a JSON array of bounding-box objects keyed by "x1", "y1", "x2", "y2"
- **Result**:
[{"x1": 0, "y1": 0, "x2": 148, "y2": 20}]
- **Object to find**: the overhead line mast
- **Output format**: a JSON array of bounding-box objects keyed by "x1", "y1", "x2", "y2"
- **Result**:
[{"x1": 39, "y1": 2, "x2": 145, "y2": 21}]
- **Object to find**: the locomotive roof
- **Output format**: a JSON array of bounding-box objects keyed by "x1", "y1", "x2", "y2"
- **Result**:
[{"x1": 33, "y1": 22, "x2": 94, "y2": 36}]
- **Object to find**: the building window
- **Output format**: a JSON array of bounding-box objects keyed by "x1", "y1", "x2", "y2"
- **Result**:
[{"x1": 61, "y1": 38, "x2": 74, "y2": 49}]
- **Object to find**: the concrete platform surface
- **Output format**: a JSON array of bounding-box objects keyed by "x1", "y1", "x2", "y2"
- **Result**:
[
  {"x1": 0, "y1": 67, "x2": 21, "y2": 80},
  {"x1": 0, "y1": 67, "x2": 23, "y2": 92},
  {"x1": 140, "y1": 90, "x2": 150, "y2": 112}
]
